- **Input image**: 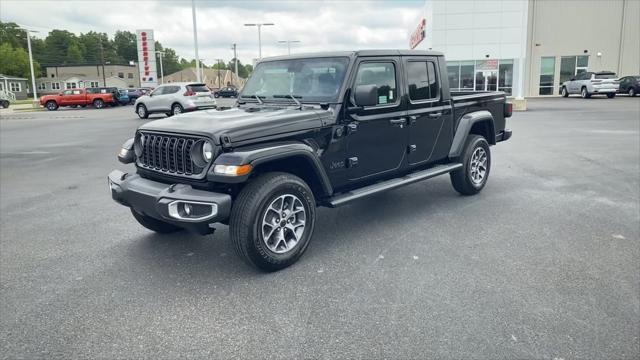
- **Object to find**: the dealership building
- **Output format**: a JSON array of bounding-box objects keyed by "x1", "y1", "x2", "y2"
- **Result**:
[{"x1": 409, "y1": 0, "x2": 639, "y2": 101}]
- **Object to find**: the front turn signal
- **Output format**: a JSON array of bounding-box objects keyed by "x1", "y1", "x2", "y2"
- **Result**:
[{"x1": 213, "y1": 164, "x2": 253, "y2": 176}]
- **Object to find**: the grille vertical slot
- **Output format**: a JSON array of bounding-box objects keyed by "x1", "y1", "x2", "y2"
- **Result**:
[{"x1": 136, "y1": 132, "x2": 207, "y2": 177}]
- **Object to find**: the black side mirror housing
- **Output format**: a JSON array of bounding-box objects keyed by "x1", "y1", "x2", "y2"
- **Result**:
[{"x1": 354, "y1": 84, "x2": 378, "y2": 107}]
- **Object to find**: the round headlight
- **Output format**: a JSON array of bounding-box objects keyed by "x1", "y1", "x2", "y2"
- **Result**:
[
  {"x1": 202, "y1": 141, "x2": 214, "y2": 162},
  {"x1": 134, "y1": 133, "x2": 145, "y2": 157}
]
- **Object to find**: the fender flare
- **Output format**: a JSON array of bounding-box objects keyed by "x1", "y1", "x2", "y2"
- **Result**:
[
  {"x1": 207, "y1": 141, "x2": 333, "y2": 196},
  {"x1": 448, "y1": 110, "x2": 495, "y2": 159}
]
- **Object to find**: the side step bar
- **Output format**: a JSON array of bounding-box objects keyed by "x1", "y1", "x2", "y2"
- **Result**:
[{"x1": 327, "y1": 163, "x2": 463, "y2": 208}]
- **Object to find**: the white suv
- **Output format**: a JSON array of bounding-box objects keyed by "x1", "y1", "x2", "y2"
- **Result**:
[
  {"x1": 134, "y1": 82, "x2": 217, "y2": 119},
  {"x1": 561, "y1": 71, "x2": 619, "y2": 99}
]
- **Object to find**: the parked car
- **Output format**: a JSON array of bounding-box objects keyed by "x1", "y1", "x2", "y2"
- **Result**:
[
  {"x1": 0, "y1": 92, "x2": 11, "y2": 108},
  {"x1": 126, "y1": 88, "x2": 149, "y2": 104},
  {"x1": 109, "y1": 50, "x2": 513, "y2": 271},
  {"x1": 40, "y1": 88, "x2": 114, "y2": 110},
  {"x1": 116, "y1": 89, "x2": 130, "y2": 105},
  {"x1": 617, "y1": 75, "x2": 640, "y2": 97},
  {"x1": 133, "y1": 82, "x2": 216, "y2": 118},
  {"x1": 214, "y1": 86, "x2": 238, "y2": 98},
  {"x1": 561, "y1": 71, "x2": 619, "y2": 98}
]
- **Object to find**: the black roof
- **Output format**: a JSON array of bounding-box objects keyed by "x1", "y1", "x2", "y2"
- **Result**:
[{"x1": 261, "y1": 49, "x2": 444, "y2": 62}]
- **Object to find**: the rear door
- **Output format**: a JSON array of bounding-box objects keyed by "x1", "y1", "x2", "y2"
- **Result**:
[
  {"x1": 403, "y1": 57, "x2": 451, "y2": 165},
  {"x1": 345, "y1": 56, "x2": 408, "y2": 181}
]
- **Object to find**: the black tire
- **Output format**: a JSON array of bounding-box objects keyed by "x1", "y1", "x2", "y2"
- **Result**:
[
  {"x1": 629, "y1": 88, "x2": 636, "y2": 97},
  {"x1": 171, "y1": 103, "x2": 183, "y2": 116},
  {"x1": 450, "y1": 135, "x2": 491, "y2": 196},
  {"x1": 80, "y1": 104, "x2": 87, "y2": 108},
  {"x1": 607, "y1": 93, "x2": 615, "y2": 99},
  {"x1": 45, "y1": 100, "x2": 58, "y2": 111},
  {"x1": 230, "y1": 172, "x2": 316, "y2": 272},
  {"x1": 131, "y1": 208, "x2": 182, "y2": 234},
  {"x1": 93, "y1": 98, "x2": 105, "y2": 109},
  {"x1": 581, "y1": 87, "x2": 590, "y2": 99},
  {"x1": 561, "y1": 87, "x2": 569, "y2": 97},
  {"x1": 136, "y1": 104, "x2": 149, "y2": 119},
  {"x1": 214, "y1": 93, "x2": 220, "y2": 98},
  {"x1": 0, "y1": 100, "x2": 9, "y2": 108}
]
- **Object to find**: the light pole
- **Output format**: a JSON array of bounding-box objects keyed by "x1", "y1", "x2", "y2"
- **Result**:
[
  {"x1": 155, "y1": 51, "x2": 165, "y2": 84},
  {"x1": 277, "y1": 40, "x2": 300, "y2": 55},
  {"x1": 20, "y1": 28, "x2": 39, "y2": 102},
  {"x1": 231, "y1": 43, "x2": 238, "y2": 86},
  {"x1": 244, "y1": 22, "x2": 274, "y2": 59},
  {"x1": 191, "y1": 0, "x2": 201, "y2": 82},
  {"x1": 199, "y1": 59, "x2": 206, "y2": 83},
  {"x1": 215, "y1": 58, "x2": 223, "y2": 88}
]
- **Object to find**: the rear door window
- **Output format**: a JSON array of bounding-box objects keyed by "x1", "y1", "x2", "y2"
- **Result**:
[{"x1": 406, "y1": 61, "x2": 439, "y2": 101}]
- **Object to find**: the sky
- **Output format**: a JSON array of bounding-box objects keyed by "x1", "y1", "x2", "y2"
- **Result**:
[{"x1": 1, "y1": 0, "x2": 425, "y2": 65}]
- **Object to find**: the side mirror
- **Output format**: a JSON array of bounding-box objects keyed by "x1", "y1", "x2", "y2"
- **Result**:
[
  {"x1": 58, "y1": 92, "x2": 63, "y2": 96},
  {"x1": 354, "y1": 84, "x2": 378, "y2": 107}
]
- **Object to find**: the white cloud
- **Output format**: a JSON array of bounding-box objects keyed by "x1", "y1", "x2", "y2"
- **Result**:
[{"x1": 0, "y1": 0, "x2": 423, "y2": 65}]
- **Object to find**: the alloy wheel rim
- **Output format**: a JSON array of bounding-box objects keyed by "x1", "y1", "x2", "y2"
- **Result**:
[
  {"x1": 173, "y1": 106, "x2": 182, "y2": 115},
  {"x1": 630, "y1": 89, "x2": 635, "y2": 96},
  {"x1": 469, "y1": 147, "x2": 487, "y2": 185},
  {"x1": 261, "y1": 194, "x2": 306, "y2": 254},
  {"x1": 138, "y1": 107, "x2": 145, "y2": 116}
]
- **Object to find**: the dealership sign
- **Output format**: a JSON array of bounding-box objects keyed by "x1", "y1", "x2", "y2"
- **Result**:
[
  {"x1": 136, "y1": 29, "x2": 158, "y2": 87},
  {"x1": 410, "y1": 18, "x2": 426, "y2": 49},
  {"x1": 476, "y1": 59, "x2": 499, "y2": 71}
]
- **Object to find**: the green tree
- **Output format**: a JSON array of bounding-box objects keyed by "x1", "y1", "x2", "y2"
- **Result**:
[
  {"x1": 0, "y1": 42, "x2": 40, "y2": 80},
  {"x1": 65, "y1": 42, "x2": 84, "y2": 64},
  {"x1": 0, "y1": 21, "x2": 24, "y2": 49},
  {"x1": 44, "y1": 30, "x2": 77, "y2": 64},
  {"x1": 114, "y1": 30, "x2": 137, "y2": 62}
]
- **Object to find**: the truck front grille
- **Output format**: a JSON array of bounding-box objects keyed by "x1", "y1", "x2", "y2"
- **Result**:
[{"x1": 137, "y1": 132, "x2": 207, "y2": 177}]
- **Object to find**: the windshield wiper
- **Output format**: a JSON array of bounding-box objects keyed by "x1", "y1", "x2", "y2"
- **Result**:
[
  {"x1": 273, "y1": 94, "x2": 302, "y2": 108},
  {"x1": 240, "y1": 94, "x2": 265, "y2": 104}
]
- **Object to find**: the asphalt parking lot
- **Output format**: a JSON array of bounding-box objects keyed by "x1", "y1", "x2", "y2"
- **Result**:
[{"x1": 1, "y1": 97, "x2": 639, "y2": 359}]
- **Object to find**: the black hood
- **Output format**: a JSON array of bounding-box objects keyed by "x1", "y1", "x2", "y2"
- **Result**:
[{"x1": 139, "y1": 106, "x2": 332, "y2": 145}]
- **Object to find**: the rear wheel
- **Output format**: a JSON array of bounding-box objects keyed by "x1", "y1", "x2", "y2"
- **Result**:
[
  {"x1": 45, "y1": 101, "x2": 58, "y2": 111},
  {"x1": 629, "y1": 88, "x2": 636, "y2": 97},
  {"x1": 0, "y1": 100, "x2": 9, "y2": 108},
  {"x1": 561, "y1": 87, "x2": 569, "y2": 97},
  {"x1": 450, "y1": 135, "x2": 491, "y2": 196},
  {"x1": 581, "y1": 87, "x2": 590, "y2": 99},
  {"x1": 93, "y1": 99, "x2": 105, "y2": 109},
  {"x1": 131, "y1": 209, "x2": 182, "y2": 234},
  {"x1": 136, "y1": 104, "x2": 149, "y2": 119},
  {"x1": 230, "y1": 172, "x2": 316, "y2": 272},
  {"x1": 171, "y1": 103, "x2": 184, "y2": 116},
  {"x1": 607, "y1": 93, "x2": 616, "y2": 99}
]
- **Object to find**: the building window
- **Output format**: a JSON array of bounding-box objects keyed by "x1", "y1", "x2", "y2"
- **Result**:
[
  {"x1": 447, "y1": 61, "x2": 460, "y2": 91},
  {"x1": 118, "y1": 72, "x2": 124, "y2": 78},
  {"x1": 37, "y1": 82, "x2": 47, "y2": 90},
  {"x1": 65, "y1": 82, "x2": 77, "y2": 89},
  {"x1": 459, "y1": 61, "x2": 474, "y2": 90},
  {"x1": 10, "y1": 82, "x2": 21, "y2": 92},
  {"x1": 498, "y1": 60, "x2": 513, "y2": 95},
  {"x1": 559, "y1": 55, "x2": 589, "y2": 93},
  {"x1": 127, "y1": 73, "x2": 133, "y2": 79},
  {"x1": 51, "y1": 82, "x2": 61, "y2": 90},
  {"x1": 89, "y1": 81, "x2": 99, "y2": 88},
  {"x1": 539, "y1": 57, "x2": 556, "y2": 95}
]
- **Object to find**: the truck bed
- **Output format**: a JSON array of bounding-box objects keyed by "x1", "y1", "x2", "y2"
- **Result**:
[{"x1": 451, "y1": 91, "x2": 507, "y2": 141}]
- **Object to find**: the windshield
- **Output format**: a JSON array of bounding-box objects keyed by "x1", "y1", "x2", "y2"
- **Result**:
[{"x1": 241, "y1": 57, "x2": 350, "y2": 103}]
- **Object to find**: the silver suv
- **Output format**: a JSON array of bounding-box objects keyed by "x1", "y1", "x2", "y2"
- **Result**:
[
  {"x1": 134, "y1": 82, "x2": 216, "y2": 119},
  {"x1": 561, "y1": 71, "x2": 619, "y2": 99}
]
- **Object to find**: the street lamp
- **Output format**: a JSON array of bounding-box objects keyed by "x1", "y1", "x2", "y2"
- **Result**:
[
  {"x1": 214, "y1": 58, "x2": 223, "y2": 88},
  {"x1": 277, "y1": 40, "x2": 301, "y2": 55},
  {"x1": 191, "y1": 0, "x2": 201, "y2": 82},
  {"x1": 19, "y1": 28, "x2": 39, "y2": 102},
  {"x1": 244, "y1": 22, "x2": 274, "y2": 59},
  {"x1": 231, "y1": 43, "x2": 238, "y2": 86},
  {"x1": 155, "y1": 51, "x2": 165, "y2": 84}
]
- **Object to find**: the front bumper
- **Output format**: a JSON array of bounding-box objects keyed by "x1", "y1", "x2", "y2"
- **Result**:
[{"x1": 108, "y1": 170, "x2": 232, "y2": 234}]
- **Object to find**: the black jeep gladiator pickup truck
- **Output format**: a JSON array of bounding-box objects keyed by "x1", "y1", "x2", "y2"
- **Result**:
[{"x1": 109, "y1": 50, "x2": 512, "y2": 271}]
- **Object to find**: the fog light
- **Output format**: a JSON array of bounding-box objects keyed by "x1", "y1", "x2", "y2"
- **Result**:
[{"x1": 167, "y1": 200, "x2": 218, "y2": 222}]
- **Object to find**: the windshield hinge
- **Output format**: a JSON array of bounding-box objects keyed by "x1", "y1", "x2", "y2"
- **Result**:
[{"x1": 221, "y1": 135, "x2": 232, "y2": 148}]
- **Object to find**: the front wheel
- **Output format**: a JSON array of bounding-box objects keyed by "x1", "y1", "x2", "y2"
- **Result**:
[
  {"x1": 93, "y1": 99, "x2": 105, "y2": 109},
  {"x1": 581, "y1": 87, "x2": 590, "y2": 99},
  {"x1": 136, "y1": 104, "x2": 149, "y2": 119},
  {"x1": 45, "y1": 101, "x2": 58, "y2": 111},
  {"x1": 561, "y1": 87, "x2": 569, "y2": 97},
  {"x1": 450, "y1": 135, "x2": 491, "y2": 196},
  {"x1": 131, "y1": 209, "x2": 182, "y2": 234},
  {"x1": 629, "y1": 88, "x2": 636, "y2": 97},
  {"x1": 0, "y1": 100, "x2": 10, "y2": 108},
  {"x1": 607, "y1": 93, "x2": 616, "y2": 99},
  {"x1": 230, "y1": 172, "x2": 316, "y2": 272}
]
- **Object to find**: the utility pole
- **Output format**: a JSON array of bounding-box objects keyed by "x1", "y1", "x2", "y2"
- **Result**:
[
  {"x1": 215, "y1": 58, "x2": 223, "y2": 89},
  {"x1": 278, "y1": 40, "x2": 300, "y2": 55},
  {"x1": 98, "y1": 42, "x2": 107, "y2": 86},
  {"x1": 231, "y1": 43, "x2": 238, "y2": 86},
  {"x1": 156, "y1": 51, "x2": 165, "y2": 84},
  {"x1": 244, "y1": 22, "x2": 274, "y2": 59},
  {"x1": 192, "y1": 0, "x2": 201, "y2": 82},
  {"x1": 22, "y1": 28, "x2": 39, "y2": 102}
]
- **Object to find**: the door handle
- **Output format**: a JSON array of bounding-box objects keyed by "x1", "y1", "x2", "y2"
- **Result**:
[
  {"x1": 428, "y1": 113, "x2": 442, "y2": 118},
  {"x1": 389, "y1": 118, "x2": 407, "y2": 125}
]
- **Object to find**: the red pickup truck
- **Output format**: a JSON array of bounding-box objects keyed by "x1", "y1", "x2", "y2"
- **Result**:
[{"x1": 40, "y1": 89, "x2": 114, "y2": 111}]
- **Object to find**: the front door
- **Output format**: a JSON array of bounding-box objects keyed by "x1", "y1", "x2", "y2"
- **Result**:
[
  {"x1": 345, "y1": 57, "x2": 407, "y2": 181},
  {"x1": 403, "y1": 57, "x2": 451, "y2": 165},
  {"x1": 59, "y1": 90, "x2": 73, "y2": 106}
]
